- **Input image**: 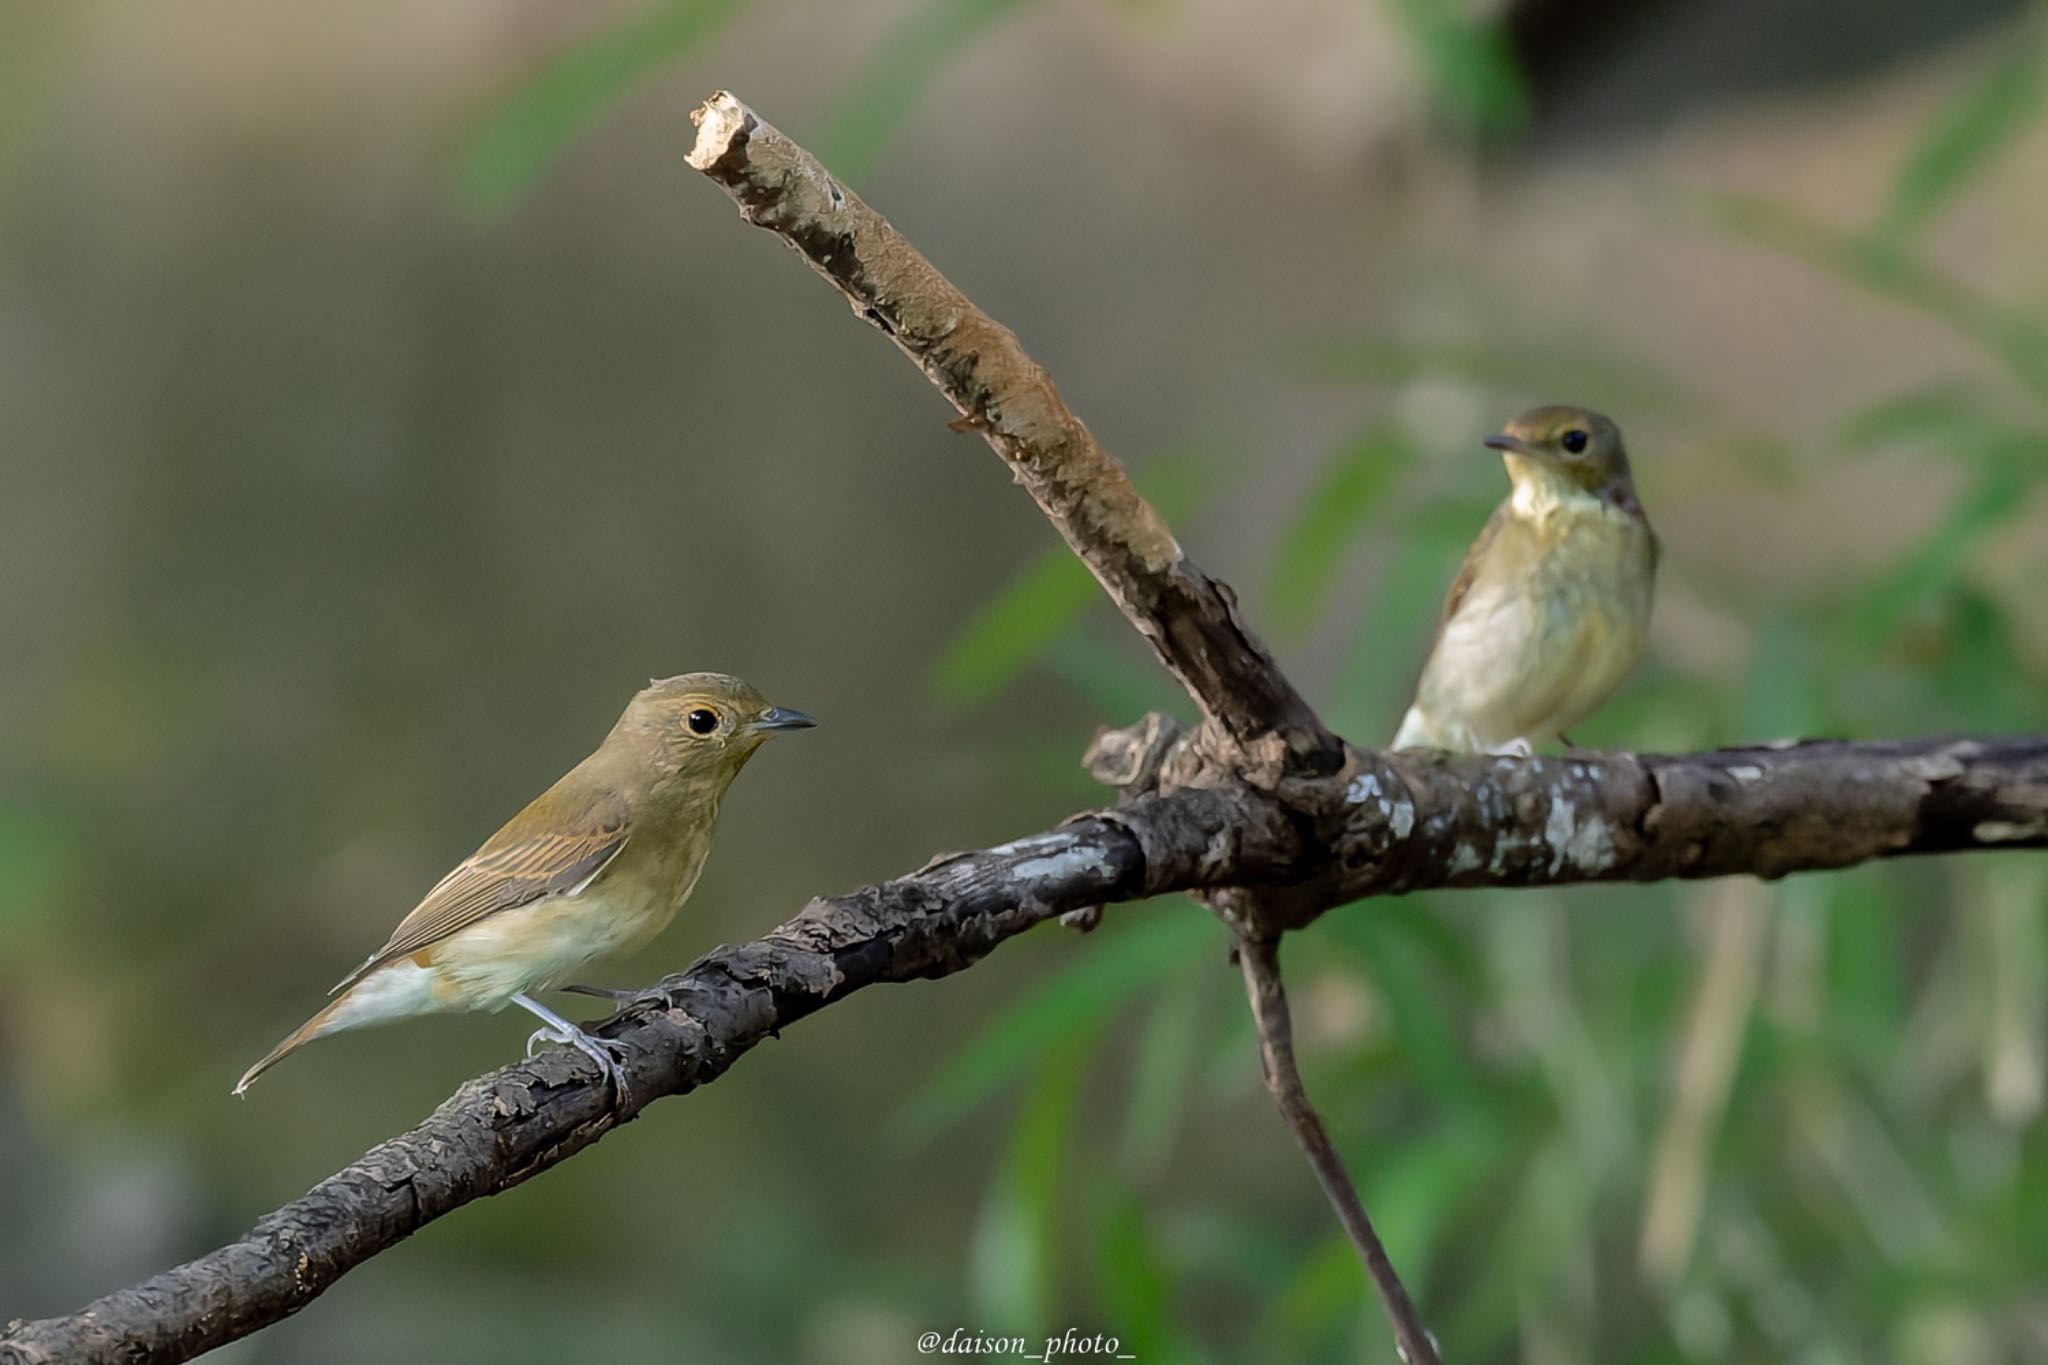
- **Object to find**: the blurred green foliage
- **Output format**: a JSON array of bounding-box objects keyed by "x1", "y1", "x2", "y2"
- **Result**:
[
  {"x1": 910, "y1": 12, "x2": 2048, "y2": 1363},
  {"x1": 809, "y1": 0, "x2": 1038, "y2": 184},
  {"x1": 1384, "y1": 0, "x2": 1527, "y2": 137},
  {"x1": 9, "y1": 4, "x2": 2040, "y2": 1364},
  {"x1": 459, "y1": 0, "x2": 753, "y2": 215},
  {"x1": 442, "y1": 0, "x2": 2048, "y2": 1357},
  {"x1": 459, "y1": 0, "x2": 1039, "y2": 215}
]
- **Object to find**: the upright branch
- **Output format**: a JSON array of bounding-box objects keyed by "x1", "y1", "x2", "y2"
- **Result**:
[
  {"x1": 684, "y1": 91, "x2": 1426, "y2": 1340},
  {"x1": 682, "y1": 88, "x2": 1403, "y2": 1365},
  {"x1": 1237, "y1": 935, "x2": 1443, "y2": 1365},
  {"x1": 685, "y1": 91, "x2": 1339, "y2": 778}
]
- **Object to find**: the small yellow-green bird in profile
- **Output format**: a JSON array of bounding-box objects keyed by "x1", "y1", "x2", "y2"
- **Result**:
[
  {"x1": 235, "y1": 673, "x2": 814, "y2": 1097},
  {"x1": 1393, "y1": 405, "x2": 1657, "y2": 755}
]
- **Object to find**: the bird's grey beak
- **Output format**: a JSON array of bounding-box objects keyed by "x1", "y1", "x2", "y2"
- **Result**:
[
  {"x1": 1483, "y1": 433, "x2": 1542, "y2": 458},
  {"x1": 752, "y1": 706, "x2": 816, "y2": 733}
]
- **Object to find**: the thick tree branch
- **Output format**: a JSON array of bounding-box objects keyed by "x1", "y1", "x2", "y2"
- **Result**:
[
  {"x1": 8, "y1": 735, "x2": 2044, "y2": 1365},
  {"x1": 684, "y1": 91, "x2": 1339, "y2": 778}
]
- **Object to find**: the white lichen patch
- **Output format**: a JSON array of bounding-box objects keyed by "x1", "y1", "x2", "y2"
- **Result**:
[
  {"x1": 989, "y1": 832, "x2": 1072, "y2": 858},
  {"x1": 1447, "y1": 843, "x2": 1484, "y2": 876},
  {"x1": 1899, "y1": 753, "x2": 1967, "y2": 782},
  {"x1": 1013, "y1": 846, "x2": 1115, "y2": 883},
  {"x1": 1347, "y1": 771, "x2": 1416, "y2": 840},
  {"x1": 1974, "y1": 820, "x2": 2040, "y2": 843},
  {"x1": 1727, "y1": 765, "x2": 1764, "y2": 782},
  {"x1": 1544, "y1": 798, "x2": 1617, "y2": 873}
]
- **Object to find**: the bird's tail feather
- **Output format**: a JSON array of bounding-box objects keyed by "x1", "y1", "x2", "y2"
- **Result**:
[
  {"x1": 235, "y1": 961, "x2": 449, "y2": 1095},
  {"x1": 233, "y1": 997, "x2": 346, "y2": 1096}
]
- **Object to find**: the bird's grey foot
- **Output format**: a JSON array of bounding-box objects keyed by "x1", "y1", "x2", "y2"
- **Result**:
[
  {"x1": 512, "y1": 991, "x2": 633, "y2": 1102},
  {"x1": 560, "y1": 1027, "x2": 633, "y2": 1099},
  {"x1": 1486, "y1": 737, "x2": 1536, "y2": 758},
  {"x1": 559, "y1": 982, "x2": 668, "y2": 1009},
  {"x1": 559, "y1": 983, "x2": 635, "y2": 1002}
]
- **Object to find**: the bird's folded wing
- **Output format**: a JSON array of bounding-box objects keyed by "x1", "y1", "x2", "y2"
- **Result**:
[
  {"x1": 1435, "y1": 503, "x2": 1507, "y2": 631},
  {"x1": 331, "y1": 817, "x2": 630, "y2": 994}
]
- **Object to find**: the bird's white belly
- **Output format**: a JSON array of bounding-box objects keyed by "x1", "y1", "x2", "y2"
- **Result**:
[
  {"x1": 1402, "y1": 519, "x2": 1652, "y2": 752},
  {"x1": 434, "y1": 891, "x2": 641, "y2": 1003},
  {"x1": 341, "y1": 843, "x2": 710, "y2": 1019}
]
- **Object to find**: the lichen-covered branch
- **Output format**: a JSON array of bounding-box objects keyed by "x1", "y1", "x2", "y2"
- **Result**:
[
  {"x1": 8, "y1": 733, "x2": 2045, "y2": 1365},
  {"x1": 1298, "y1": 733, "x2": 2048, "y2": 916},
  {"x1": 684, "y1": 91, "x2": 1338, "y2": 777}
]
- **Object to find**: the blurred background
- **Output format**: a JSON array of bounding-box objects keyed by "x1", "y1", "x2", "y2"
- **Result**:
[{"x1": 4, "y1": 1, "x2": 2048, "y2": 1360}]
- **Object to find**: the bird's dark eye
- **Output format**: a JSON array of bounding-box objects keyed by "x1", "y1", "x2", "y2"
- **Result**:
[
  {"x1": 685, "y1": 708, "x2": 720, "y2": 736},
  {"x1": 1561, "y1": 429, "x2": 1589, "y2": 455}
]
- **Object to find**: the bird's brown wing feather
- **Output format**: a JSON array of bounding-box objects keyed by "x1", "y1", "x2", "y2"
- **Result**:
[
  {"x1": 1434, "y1": 501, "x2": 1508, "y2": 634},
  {"x1": 331, "y1": 806, "x2": 630, "y2": 994}
]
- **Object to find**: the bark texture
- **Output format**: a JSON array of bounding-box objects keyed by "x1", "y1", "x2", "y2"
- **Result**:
[
  {"x1": 686, "y1": 92, "x2": 1338, "y2": 778},
  {"x1": 6, "y1": 90, "x2": 2042, "y2": 1365},
  {"x1": 7, "y1": 738, "x2": 2043, "y2": 1364}
]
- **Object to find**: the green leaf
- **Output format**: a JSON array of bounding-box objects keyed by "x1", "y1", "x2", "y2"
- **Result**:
[
  {"x1": 1697, "y1": 190, "x2": 2048, "y2": 407},
  {"x1": 1091, "y1": 1197, "x2": 1209, "y2": 1365},
  {"x1": 1117, "y1": 968, "x2": 1210, "y2": 1179},
  {"x1": 929, "y1": 446, "x2": 1213, "y2": 707},
  {"x1": 971, "y1": 1039, "x2": 1087, "y2": 1334},
  {"x1": 931, "y1": 548, "x2": 1106, "y2": 705},
  {"x1": 1385, "y1": 0, "x2": 1529, "y2": 137},
  {"x1": 1925, "y1": 588, "x2": 2046, "y2": 731},
  {"x1": 1354, "y1": 1121, "x2": 1498, "y2": 1301},
  {"x1": 1324, "y1": 912, "x2": 1489, "y2": 1115},
  {"x1": 1155, "y1": 1207, "x2": 1302, "y2": 1298},
  {"x1": 1840, "y1": 461, "x2": 2032, "y2": 652},
  {"x1": 1269, "y1": 424, "x2": 1411, "y2": 631},
  {"x1": 456, "y1": 0, "x2": 751, "y2": 217},
  {"x1": 1042, "y1": 634, "x2": 1184, "y2": 723},
  {"x1": 1739, "y1": 611, "x2": 1827, "y2": 741},
  {"x1": 1322, "y1": 496, "x2": 1491, "y2": 739},
  {"x1": 1874, "y1": 35, "x2": 2045, "y2": 247},
  {"x1": 897, "y1": 909, "x2": 1216, "y2": 1137},
  {"x1": 812, "y1": 0, "x2": 1036, "y2": 183},
  {"x1": 1834, "y1": 379, "x2": 2010, "y2": 453},
  {"x1": 1266, "y1": 1125, "x2": 1493, "y2": 1339},
  {"x1": 0, "y1": 801, "x2": 64, "y2": 953},
  {"x1": 1821, "y1": 870, "x2": 1908, "y2": 1065},
  {"x1": 1271, "y1": 1234, "x2": 1371, "y2": 1339},
  {"x1": 1503, "y1": 1134, "x2": 1599, "y2": 1323}
]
